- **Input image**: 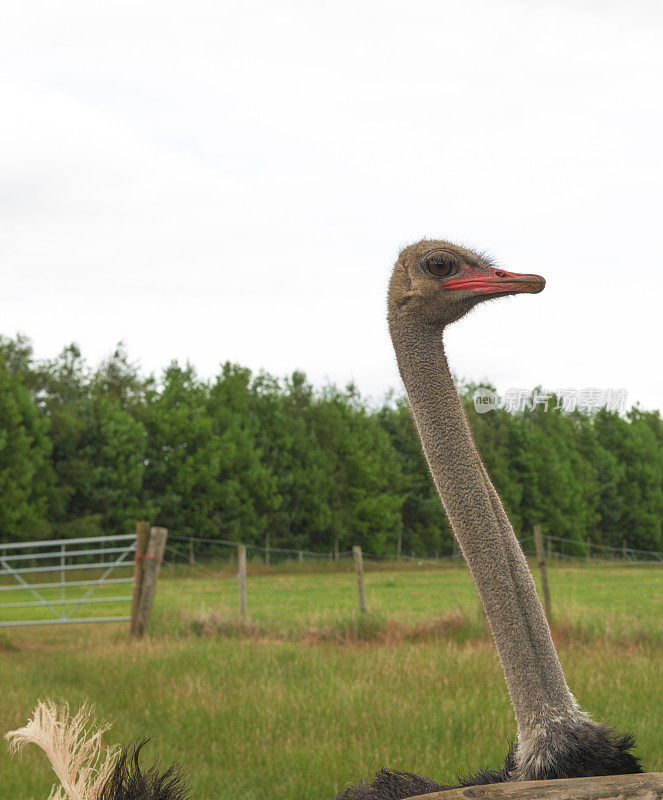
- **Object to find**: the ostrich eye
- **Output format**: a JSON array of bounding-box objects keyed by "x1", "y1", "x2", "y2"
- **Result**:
[{"x1": 421, "y1": 250, "x2": 461, "y2": 279}]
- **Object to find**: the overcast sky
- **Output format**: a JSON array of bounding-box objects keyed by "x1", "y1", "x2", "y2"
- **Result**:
[{"x1": 2, "y1": 0, "x2": 661, "y2": 411}]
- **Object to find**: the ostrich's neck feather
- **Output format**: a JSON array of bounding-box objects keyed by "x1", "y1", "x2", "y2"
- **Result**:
[{"x1": 388, "y1": 311, "x2": 578, "y2": 744}]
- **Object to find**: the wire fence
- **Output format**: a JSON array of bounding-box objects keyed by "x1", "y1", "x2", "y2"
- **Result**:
[
  {"x1": 0, "y1": 527, "x2": 659, "y2": 631},
  {"x1": 163, "y1": 532, "x2": 663, "y2": 570}
]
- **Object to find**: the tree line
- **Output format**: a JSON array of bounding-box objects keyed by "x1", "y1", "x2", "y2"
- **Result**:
[{"x1": 1, "y1": 334, "x2": 661, "y2": 555}]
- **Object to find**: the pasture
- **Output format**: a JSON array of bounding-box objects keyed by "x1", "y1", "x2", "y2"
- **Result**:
[{"x1": 1, "y1": 562, "x2": 661, "y2": 799}]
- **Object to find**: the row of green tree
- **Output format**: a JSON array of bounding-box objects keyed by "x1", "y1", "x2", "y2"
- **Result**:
[{"x1": 1, "y1": 335, "x2": 661, "y2": 555}]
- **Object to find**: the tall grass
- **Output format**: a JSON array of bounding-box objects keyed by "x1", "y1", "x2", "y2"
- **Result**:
[{"x1": 1, "y1": 564, "x2": 661, "y2": 800}]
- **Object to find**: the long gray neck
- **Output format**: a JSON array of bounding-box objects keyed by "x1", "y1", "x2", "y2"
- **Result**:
[{"x1": 388, "y1": 310, "x2": 578, "y2": 740}]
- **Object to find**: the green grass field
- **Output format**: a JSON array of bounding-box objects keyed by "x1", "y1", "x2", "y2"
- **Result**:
[{"x1": 1, "y1": 562, "x2": 661, "y2": 799}]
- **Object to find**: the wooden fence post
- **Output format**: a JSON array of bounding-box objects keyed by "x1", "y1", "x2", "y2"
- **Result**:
[
  {"x1": 585, "y1": 537, "x2": 591, "y2": 563},
  {"x1": 397, "y1": 530, "x2": 402, "y2": 560},
  {"x1": 238, "y1": 544, "x2": 247, "y2": 621},
  {"x1": 265, "y1": 532, "x2": 270, "y2": 568},
  {"x1": 334, "y1": 538, "x2": 339, "y2": 561},
  {"x1": 298, "y1": 551, "x2": 304, "y2": 565},
  {"x1": 132, "y1": 526, "x2": 167, "y2": 638},
  {"x1": 130, "y1": 521, "x2": 150, "y2": 637},
  {"x1": 353, "y1": 545, "x2": 366, "y2": 613},
  {"x1": 533, "y1": 524, "x2": 552, "y2": 619},
  {"x1": 188, "y1": 536, "x2": 194, "y2": 566}
]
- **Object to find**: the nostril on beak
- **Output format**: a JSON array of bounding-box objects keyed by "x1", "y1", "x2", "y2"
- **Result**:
[{"x1": 495, "y1": 270, "x2": 507, "y2": 278}]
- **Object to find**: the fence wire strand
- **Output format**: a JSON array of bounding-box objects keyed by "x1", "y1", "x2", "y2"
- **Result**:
[{"x1": 165, "y1": 533, "x2": 663, "y2": 566}]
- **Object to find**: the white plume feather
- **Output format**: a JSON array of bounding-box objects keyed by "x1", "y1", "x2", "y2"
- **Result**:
[{"x1": 5, "y1": 700, "x2": 120, "y2": 800}]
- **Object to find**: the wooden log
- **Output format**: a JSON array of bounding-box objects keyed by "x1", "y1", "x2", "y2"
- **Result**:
[
  {"x1": 133, "y1": 526, "x2": 167, "y2": 638},
  {"x1": 407, "y1": 772, "x2": 663, "y2": 800},
  {"x1": 130, "y1": 521, "x2": 150, "y2": 638},
  {"x1": 238, "y1": 544, "x2": 247, "y2": 621},
  {"x1": 352, "y1": 545, "x2": 367, "y2": 613},
  {"x1": 533, "y1": 524, "x2": 552, "y2": 619}
]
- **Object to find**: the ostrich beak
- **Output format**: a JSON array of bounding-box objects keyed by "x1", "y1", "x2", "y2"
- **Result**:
[{"x1": 445, "y1": 269, "x2": 546, "y2": 295}]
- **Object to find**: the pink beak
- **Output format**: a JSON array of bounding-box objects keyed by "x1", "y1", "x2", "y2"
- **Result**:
[{"x1": 444, "y1": 268, "x2": 546, "y2": 295}]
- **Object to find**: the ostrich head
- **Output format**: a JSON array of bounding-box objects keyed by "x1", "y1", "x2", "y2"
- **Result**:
[{"x1": 387, "y1": 239, "x2": 545, "y2": 328}]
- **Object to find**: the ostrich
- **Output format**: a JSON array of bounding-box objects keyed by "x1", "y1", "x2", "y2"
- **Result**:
[
  {"x1": 334, "y1": 240, "x2": 641, "y2": 800},
  {"x1": 6, "y1": 701, "x2": 190, "y2": 800}
]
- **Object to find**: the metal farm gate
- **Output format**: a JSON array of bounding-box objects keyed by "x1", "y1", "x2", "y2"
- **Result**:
[{"x1": 0, "y1": 534, "x2": 136, "y2": 627}]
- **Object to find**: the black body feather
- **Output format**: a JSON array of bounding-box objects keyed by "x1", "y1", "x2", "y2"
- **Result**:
[
  {"x1": 99, "y1": 741, "x2": 190, "y2": 800},
  {"x1": 334, "y1": 728, "x2": 642, "y2": 800}
]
